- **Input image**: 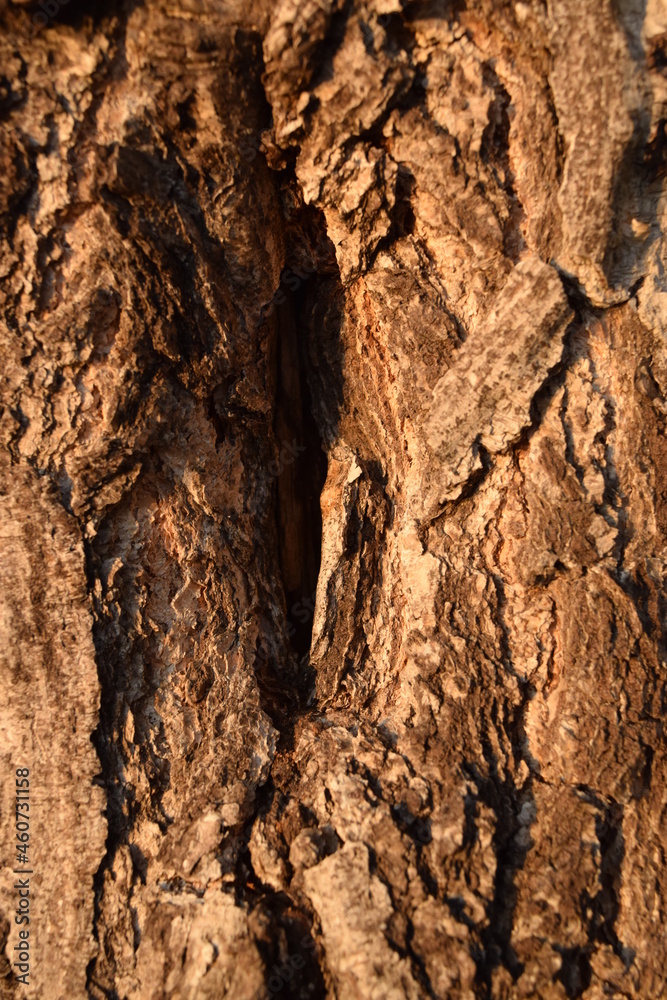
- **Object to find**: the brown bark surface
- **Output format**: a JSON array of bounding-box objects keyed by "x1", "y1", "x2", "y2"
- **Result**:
[{"x1": 1, "y1": 0, "x2": 667, "y2": 997}]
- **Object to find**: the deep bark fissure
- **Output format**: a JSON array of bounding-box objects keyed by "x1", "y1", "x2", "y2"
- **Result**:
[
  {"x1": 273, "y1": 271, "x2": 327, "y2": 661},
  {"x1": 250, "y1": 188, "x2": 339, "y2": 737}
]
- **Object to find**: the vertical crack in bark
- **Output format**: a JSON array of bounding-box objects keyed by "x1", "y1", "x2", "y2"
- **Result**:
[
  {"x1": 250, "y1": 198, "x2": 339, "y2": 742},
  {"x1": 574, "y1": 788, "x2": 635, "y2": 969},
  {"x1": 274, "y1": 275, "x2": 327, "y2": 661},
  {"x1": 85, "y1": 540, "x2": 115, "y2": 999}
]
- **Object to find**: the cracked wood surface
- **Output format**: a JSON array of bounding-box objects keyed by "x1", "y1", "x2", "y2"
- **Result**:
[{"x1": 1, "y1": 0, "x2": 667, "y2": 998}]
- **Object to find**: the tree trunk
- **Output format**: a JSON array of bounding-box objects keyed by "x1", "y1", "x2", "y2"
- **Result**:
[{"x1": 1, "y1": 0, "x2": 667, "y2": 997}]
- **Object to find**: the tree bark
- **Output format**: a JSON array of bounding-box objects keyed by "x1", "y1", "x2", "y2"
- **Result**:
[{"x1": 1, "y1": 0, "x2": 667, "y2": 997}]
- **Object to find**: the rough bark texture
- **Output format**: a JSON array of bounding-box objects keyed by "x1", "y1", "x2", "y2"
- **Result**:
[{"x1": 1, "y1": 0, "x2": 667, "y2": 997}]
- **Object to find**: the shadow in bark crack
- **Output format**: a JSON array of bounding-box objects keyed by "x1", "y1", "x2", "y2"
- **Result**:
[
  {"x1": 246, "y1": 207, "x2": 345, "y2": 763},
  {"x1": 463, "y1": 753, "x2": 535, "y2": 993},
  {"x1": 274, "y1": 283, "x2": 327, "y2": 660}
]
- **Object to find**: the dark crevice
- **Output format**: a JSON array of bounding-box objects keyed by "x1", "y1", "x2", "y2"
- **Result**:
[
  {"x1": 84, "y1": 530, "x2": 129, "y2": 999},
  {"x1": 560, "y1": 384, "x2": 586, "y2": 486},
  {"x1": 234, "y1": 856, "x2": 327, "y2": 1000},
  {"x1": 462, "y1": 568, "x2": 541, "y2": 994},
  {"x1": 273, "y1": 275, "x2": 327, "y2": 660},
  {"x1": 481, "y1": 64, "x2": 525, "y2": 263},
  {"x1": 553, "y1": 945, "x2": 593, "y2": 998},
  {"x1": 26, "y1": 0, "x2": 143, "y2": 32},
  {"x1": 365, "y1": 162, "x2": 417, "y2": 271},
  {"x1": 403, "y1": 0, "x2": 468, "y2": 24},
  {"x1": 583, "y1": 335, "x2": 658, "y2": 645},
  {"x1": 463, "y1": 758, "x2": 532, "y2": 994},
  {"x1": 301, "y1": 0, "x2": 355, "y2": 93},
  {"x1": 604, "y1": 105, "x2": 655, "y2": 292},
  {"x1": 249, "y1": 198, "x2": 341, "y2": 737},
  {"x1": 574, "y1": 788, "x2": 636, "y2": 970},
  {"x1": 230, "y1": 782, "x2": 330, "y2": 997}
]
